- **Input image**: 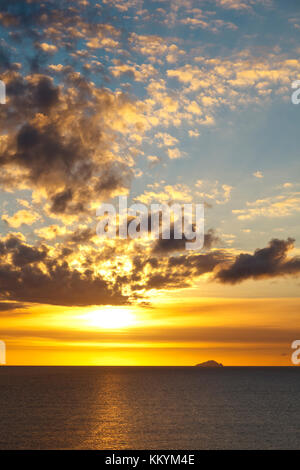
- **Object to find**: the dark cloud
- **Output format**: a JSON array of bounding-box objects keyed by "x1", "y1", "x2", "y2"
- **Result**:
[
  {"x1": 0, "y1": 72, "x2": 133, "y2": 215},
  {"x1": 128, "y1": 238, "x2": 300, "y2": 292},
  {"x1": 0, "y1": 232, "x2": 299, "y2": 305},
  {"x1": 12, "y1": 243, "x2": 48, "y2": 267},
  {"x1": 14, "y1": 122, "x2": 92, "y2": 188},
  {"x1": 0, "y1": 2, "x2": 134, "y2": 218},
  {"x1": 0, "y1": 236, "x2": 127, "y2": 306},
  {"x1": 152, "y1": 227, "x2": 220, "y2": 254},
  {"x1": 130, "y1": 250, "x2": 228, "y2": 291},
  {"x1": 167, "y1": 251, "x2": 225, "y2": 274},
  {"x1": 6, "y1": 75, "x2": 59, "y2": 111},
  {"x1": 0, "y1": 1, "x2": 298, "y2": 308},
  {"x1": 32, "y1": 76, "x2": 59, "y2": 109},
  {"x1": 216, "y1": 238, "x2": 300, "y2": 284},
  {"x1": 68, "y1": 227, "x2": 94, "y2": 244},
  {"x1": 94, "y1": 167, "x2": 127, "y2": 194},
  {"x1": 0, "y1": 302, "x2": 26, "y2": 312},
  {"x1": 50, "y1": 188, "x2": 74, "y2": 214}
]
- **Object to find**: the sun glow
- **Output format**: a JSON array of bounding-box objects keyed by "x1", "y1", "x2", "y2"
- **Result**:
[{"x1": 83, "y1": 308, "x2": 137, "y2": 329}]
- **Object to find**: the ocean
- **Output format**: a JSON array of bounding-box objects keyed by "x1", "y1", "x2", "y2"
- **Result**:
[{"x1": 0, "y1": 366, "x2": 299, "y2": 449}]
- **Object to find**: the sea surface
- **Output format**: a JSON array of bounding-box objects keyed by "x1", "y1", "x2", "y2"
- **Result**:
[{"x1": 0, "y1": 366, "x2": 299, "y2": 449}]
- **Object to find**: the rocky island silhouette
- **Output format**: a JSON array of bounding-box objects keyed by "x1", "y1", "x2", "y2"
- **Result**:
[{"x1": 195, "y1": 360, "x2": 223, "y2": 367}]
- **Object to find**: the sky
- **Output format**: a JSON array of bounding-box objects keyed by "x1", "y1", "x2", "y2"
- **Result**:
[{"x1": 0, "y1": 0, "x2": 300, "y2": 365}]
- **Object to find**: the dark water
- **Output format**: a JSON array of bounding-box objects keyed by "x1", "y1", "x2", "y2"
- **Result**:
[{"x1": 0, "y1": 366, "x2": 299, "y2": 449}]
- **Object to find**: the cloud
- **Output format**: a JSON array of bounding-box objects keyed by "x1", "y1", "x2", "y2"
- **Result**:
[
  {"x1": 129, "y1": 247, "x2": 229, "y2": 292},
  {"x1": 167, "y1": 148, "x2": 182, "y2": 159},
  {"x1": 35, "y1": 225, "x2": 68, "y2": 240},
  {"x1": 129, "y1": 33, "x2": 182, "y2": 62},
  {"x1": 0, "y1": 0, "x2": 298, "y2": 309},
  {"x1": 110, "y1": 63, "x2": 157, "y2": 82},
  {"x1": 152, "y1": 228, "x2": 220, "y2": 254},
  {"x1": 195, "y1": 180, "x2": 233, "y2": 205},
  {"x1": 0, "y1": 1, "x2": 123, "y2": 60},
  {"x1": 233, "y1": 190, "x2": 300, "y2": 220},
  {"x1": 136, "y1": 183, "x2": 193, "y2": 205},
  {"x1": 155, "y1": 132, "x2": 179, "y2": 147},
  {"x1": 216, "y1": 238, "x2": 300, "y2": 284},
  {"x1": 2, "y1": 210, "x2": 40, "y2": 228},
  {"x1": 0, "y1": 72, "x2": 140, "y2": 217},
  {"x1": 0, "y1": 235, "x2": 127, "y2": 306},
  {"x1": 0, "y1": 302, "x2": 27, "y2": 312},
  {"x1": 166, "y1": 52, "x2": 300, "y2": 119},
  {"x1": 145, "y1": 251, "x2": 226, "y2": 289},
  {"x1": 37, "y1": 43, "x2": 58, "y2": 53},
  {"x1": 213, "y1": 0, "x2": 273, "y2": 13}
]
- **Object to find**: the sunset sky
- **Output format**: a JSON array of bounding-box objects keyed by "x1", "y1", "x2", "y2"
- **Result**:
[{"x1": 0, "y1": 0, "x2": 300, "y2": 365}]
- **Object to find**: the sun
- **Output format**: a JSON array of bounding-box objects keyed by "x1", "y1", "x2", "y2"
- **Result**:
[{"x1": 82, "y1": 307, "x2": 137, "y2": 330}]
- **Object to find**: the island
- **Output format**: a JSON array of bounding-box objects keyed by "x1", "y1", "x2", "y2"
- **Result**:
[{"x1": 195, "y1": 360, "x2": 223, "y2": 368}]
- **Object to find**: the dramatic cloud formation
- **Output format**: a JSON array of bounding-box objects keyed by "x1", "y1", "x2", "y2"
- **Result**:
[
  {"x1": 0, "y1": 72, "x2": 139, "y2": 218},
  {"x1": 0, "y1": 235, "x2": 127, "y2": 306},
  {"x1": 216, "y1": 238, "x2": 300, "y2": 284},
  {"x1": 152, "y1": 228, "x2": 220, "y2": 254},
  {"x1": 0, "y1": 0, "x2": 299, "y2": 311},
  {"x1": 0, "y1": 0, "x2": 299, "y2": 369},
  {"x1": 0, "y1": 301, "x2": 26, "y2": 312}
]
